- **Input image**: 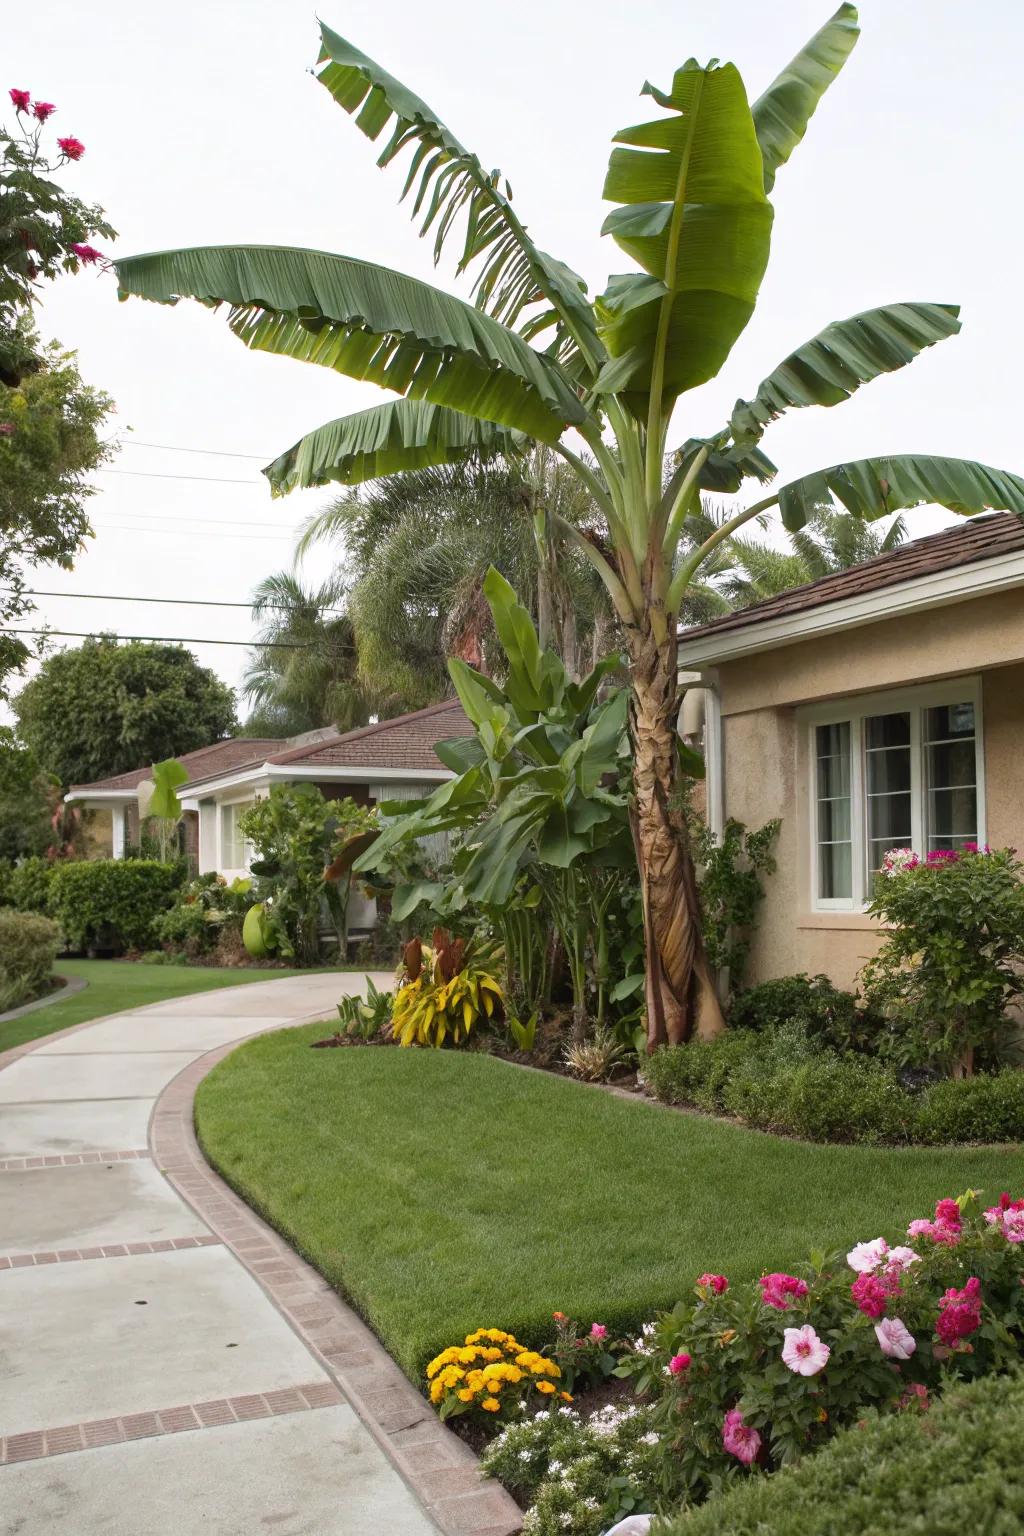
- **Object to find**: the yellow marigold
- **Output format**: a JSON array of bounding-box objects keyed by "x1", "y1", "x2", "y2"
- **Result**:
[
  {"x1": 535, "y1": 1380, "x2": 556, "y2": 1395},
  {"x1": 457, "y1": 1388, "x2": 475, "y2": 1403},
  {"x1": 481, "y1": 1397, "x2": 501, "y2": 1413},
  {"x1": 466, "y1": 1370, "x2": 485, "y2": 1389},
  {"x1": 483, "y1": 1347, "x2": 503, "y2": 1362},
  {"x1": 458, "y1": 1347, "x2": 479, "y2": 1364},
  {"x1": 506, "y1": 1367, "x2": 523, "y2": 1384},
  {"x1": 560, "y1": 1392, "x2": 573, "y2": 1403},
  {"x1": 429, "y1": 1378, "x2": 445, "y2": 1404}
]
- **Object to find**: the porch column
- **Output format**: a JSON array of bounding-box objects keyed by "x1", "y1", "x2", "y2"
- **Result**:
[{"x1": 111, "y1": 805, "x2": 126, "y2": 859}]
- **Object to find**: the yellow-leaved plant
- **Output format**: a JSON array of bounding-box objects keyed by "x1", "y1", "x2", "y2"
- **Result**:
[
  {"x1": 390, "y1": 930, "x2": 503, "y2": 1048},
  {"x1": 426, "y1": 1329, "x2": 570, "y2": 1421}
]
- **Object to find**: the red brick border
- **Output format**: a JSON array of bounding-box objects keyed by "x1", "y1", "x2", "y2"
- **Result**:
[
  {"x1": 0, "y1": 1234, "x2": 221, "y2": 1268},
  {"x1": 0, "y1": 1382, "x2": 344, "y2": 1466},
  {"x1": 0, "y1": 1149, "x2": 149, "y2": 1171},
  {"x1": 151, "y1": 1042, "x2": 523, "y2": 1536}
]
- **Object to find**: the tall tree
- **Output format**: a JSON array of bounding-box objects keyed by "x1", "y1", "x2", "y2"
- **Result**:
[
  {"x1": 14, "y1": 637, "x2": 237, "y2": 787},
  {"x1": 241, "y1": 571, "x2": 374, "y2": 735},
  {"x1": 115, "y1": 5, "x2": 1024, "y2": 1047},
  {"x1": 296, "y1": 451, "x2": 612, "y2": 706},
  {"x1": 717, "y1": 508, "x2": 908, "y2": 607}
]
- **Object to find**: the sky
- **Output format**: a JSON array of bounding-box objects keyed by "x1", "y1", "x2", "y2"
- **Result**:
[{"x1": 5, "y1": 0, "x2": 1024, "y2": 724}]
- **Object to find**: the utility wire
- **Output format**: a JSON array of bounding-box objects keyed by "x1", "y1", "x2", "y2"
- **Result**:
[
  {"x1": 88, "y1": 523, "x2": 292, "y2": 542},
  {"x1": 120, "y1": 439, "x2": 267, "y2": 461},
  {"x1": 98, "y1": 467, "x2": 262, "y2": 486},
  {"x1": 9, "y1": 628, "x2": 309, "y2": 650},
  {"x1": 89, "y1": 510, "x2": 297, "y2": 530},
  {"x1": 5, "y1": 587, "x2": 345, "y2": 615}
]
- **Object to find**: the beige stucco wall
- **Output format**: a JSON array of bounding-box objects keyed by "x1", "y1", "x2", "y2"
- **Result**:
[{"x1": 714, "y1": 589, "x2": 1024, "y2": 990}]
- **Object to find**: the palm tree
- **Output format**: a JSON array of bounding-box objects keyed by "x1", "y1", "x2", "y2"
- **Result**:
[
  {"x1": 723, "y1": 509, "x2": 908, "y2": 606},
  {"x1": 296, "y1": 450, "x2": 613, "y2": 704},
  {"x1": 241, "y1": 571, "x2": 374, "y2": 735},
  {"x1": 115, "y1": 5, "x2": 1024, "y2": 1048}
]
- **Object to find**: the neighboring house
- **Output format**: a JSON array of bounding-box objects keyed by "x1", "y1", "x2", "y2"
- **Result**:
[
  {"x1": 65, "y1": 699, "x2": 472, "y2": 886},
  {"x1": 677, "y1": 512, "x2": 1024, "y2": 991}
]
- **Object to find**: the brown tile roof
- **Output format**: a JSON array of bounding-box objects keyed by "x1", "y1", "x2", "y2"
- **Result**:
[
  {"x1": 679, "y1": 512, "x2": 1024, "y2": 645},
  {"x1": 67, "y1": 737, "x2": 286, "y2": 797},
  {"x1": 265, "y1": 698, "x2": 472, "y2": 773}
]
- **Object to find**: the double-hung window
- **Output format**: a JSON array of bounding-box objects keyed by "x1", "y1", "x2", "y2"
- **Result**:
[
  {"x1": 808, "y1": 680, "x2": 983, "y2": 911},
  {"x1": 220, "y1": 799, "x2": 254, "y2": 869}
]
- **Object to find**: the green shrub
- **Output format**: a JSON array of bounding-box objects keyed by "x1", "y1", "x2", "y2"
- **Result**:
[
  {"x1": 152, "y1": 872, "x2": 252, "y2": 957},
  {"x1": 47, "y1": 859, "x2": 184, "y2": 953},
  {"x1": 657, "y1": 1369, "x2": 1024, "y2": 1536},
  {"x1": 0, "y1": 860, "x2": 13, "y2": 907},
  {"x1": 0, "y1": 909, "x2": 61, "y2": 1010},
  {"x1": 730, "y1": 973, "x2": 878, "y2": 1054},
  {"x1": 7, "y1": 855, "x2": 56, "y2": 914},
  {"x1": 643, "y1": 1028, "x2": 1024, "y2": 1146}
]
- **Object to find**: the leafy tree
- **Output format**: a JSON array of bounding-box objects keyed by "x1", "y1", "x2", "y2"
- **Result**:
[
  {"x1": 722, "y1": 509, "x2": 907, "y2": 606},
  {"x1": 115, "y1": 6, "x2": 1024, "y2": 1046},
  {"x1": 296, "y1": 451, "x2": 612, "y2": 706},
  {"x1": 241, "y1": 571, "x2": 374, "y2": 735},
  {"x1": 0, "y1": 727, "x2": 52, "y2": 859},
  {"x1": 14, "y1": 637, "x2": 238, "y2": 786}
]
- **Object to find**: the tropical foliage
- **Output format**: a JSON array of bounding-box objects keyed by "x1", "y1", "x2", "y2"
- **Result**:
[
  {"x1": 390, "y1": 930, "x2": 503, "y2": 1047},
  {"x1": 114, "y1": 5, "x2": 1024, "y2": 1047}
]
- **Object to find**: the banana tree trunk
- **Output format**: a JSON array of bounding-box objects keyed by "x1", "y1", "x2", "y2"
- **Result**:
[{"x1": 628, "y1": 617, "x2": 725, "y2": 1050}]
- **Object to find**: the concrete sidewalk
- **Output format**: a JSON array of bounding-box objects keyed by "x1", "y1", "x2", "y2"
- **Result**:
[{"x1": 0, "y1": 971, "x2": 440, "y2": 1536}]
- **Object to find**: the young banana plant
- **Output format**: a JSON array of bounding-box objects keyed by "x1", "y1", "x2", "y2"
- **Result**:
[{"x1": 114, "y1": 4, "x2": 1024, "y2": 1048}]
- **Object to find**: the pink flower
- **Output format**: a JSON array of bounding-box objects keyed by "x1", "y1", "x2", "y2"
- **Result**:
[
  {"x1": 898, "y1": 1382, "x2": 930, "y2": 1413},
  {"x1": 697, "y1": 1273, "x2": 729, "y2": 1295},
  {"x1": 32, "y1": 100, "x2": 56, "y2": 122},
  {"x1": 70, "y1": 243, "x2": 103, "y2": 265},
  {"x1": 57, "y1": 136, "x2": 85, "y2": 160},
  {"x1": 846, "y1": 1238, "x2": 889, "y2": 1273},
  {"x1": 759, "y1": 1273, "x2": 808, "y2": 1311},
  {"x1": 934, "y1": 1199, "x2": 962, "y2": 1230},
  {"x1": 668, "y1": 1352, "x2": 691, "y2": 1376},
  {"x1": 885, "y1": 1246, "x2": 921, "y2": 1273},
  {"x1": 851, "y1": 1272, "x2": 892, "y2": 1319},
  {"x1": 936, "y1": 1277, "x2": 982, "y2": 1347},
  {"x1": 1003, "y1": 1209, "x2": 1024, "y2": 1244},
  {"x1": 875, "y1": 1317, "x2": 916, "y2": 1360},
  {"x1": 0, "y1": 423, "x2": 15, "y2": 437},
  {"x1": 907, "y1": 1218, "x2": 959, "y2": 1247},
  {"x1": 781, "y1": 1324, "x2": 830, "y2": 1377},
  {"x1": 589, "y1": 1323, "x2": 608, "y2": 1341},
  {"x1": 9, "y1": 88, "x2": 31, "y2": 112},
  {"x1": 722, "y1": 1408, "x2": 761, "y2": 1466}
]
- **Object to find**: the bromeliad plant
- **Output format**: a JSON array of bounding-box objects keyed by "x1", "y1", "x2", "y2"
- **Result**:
[
  {"x1": 114, "y1": 6, "x2": 1024, "y2": 1048},
  {"x1": 390, "y1": 929, "x2": 503, "y2": 1047}
]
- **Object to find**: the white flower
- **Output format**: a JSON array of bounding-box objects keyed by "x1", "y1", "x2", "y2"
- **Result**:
[
  {"x1": 781, "y1": 1324, "x2": 831, "y2": 1376},
  {"x1": 886, "y1": 1245, "x2": 921, "y2": 1272},
  {"x1": 875, "y1": 1316, "x2": 916, "y2": 1360},
  {"x1": 846, "y1": 1237, "x2": 889, "y2": 1272}
]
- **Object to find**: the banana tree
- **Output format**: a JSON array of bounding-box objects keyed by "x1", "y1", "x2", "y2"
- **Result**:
[{"x1": 114, "y1": 4, "x2": 1024, "y2": 1048}]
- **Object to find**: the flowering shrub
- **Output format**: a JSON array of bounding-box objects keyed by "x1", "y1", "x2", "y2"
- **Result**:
[
  {"x1": 425, "y1": 1328, "x2": 569, "y2": 1422},
  {"x1": 616, "y1": 1190, "x2": 1024, "y2": 1507},
  {"x1": 479, "y1": 1400, "x2": 662, "y2": 1536},
  {"x1": 862, "y1": 845, "x2": 1024, "y2": 1074},
  {"x1": 152, "y1": 873, "x2": 253, "y2": 957},
  {"x1": 549, "y1": 1310, "x2": 622, "y2": 1392},
  {"x1": 391, "y1": 930, "x2": 503, "y2": 1047}
]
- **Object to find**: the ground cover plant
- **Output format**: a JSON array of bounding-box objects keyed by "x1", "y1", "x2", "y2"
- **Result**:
[
  {"x1": 0, "y1": 957, "x2": 312, "y2": 1054},
  {"x1": 193, "y1": 1040, "x2": 1023, "y2": 1381}
]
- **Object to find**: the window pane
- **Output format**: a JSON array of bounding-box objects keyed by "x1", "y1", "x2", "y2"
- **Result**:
[
  {"x1": 865, "y1": 711, "x2": 911, "y2": 749},
  {"x1": 924, "y1": 699, "x2": 978, "y2": 850},
  {"x1": 816, "y1": 722, "x2": 852, "y2": 900},
  {"x1": 926, "y1": 701, "x2": 975, "y2": 741},
  {"x1": 819, "y1": 842, "x2": 852, "y2": 901},
  {"x1": 928, "y1": 786, "x2": 977, "y2": 843},
  {"x1": 927, "y1": 739, "x2": 976, "y2": 789},
  {"x1": 868, "y1": 791, "x2": 912, "y2": 843},
  {"x1": 866, "y1": 747, "x2": 911, "y2": 794}
]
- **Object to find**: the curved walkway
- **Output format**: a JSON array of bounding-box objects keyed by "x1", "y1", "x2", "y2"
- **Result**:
[{"x1": 0, "y1": 973, "x2": 520, "y2": 1536}]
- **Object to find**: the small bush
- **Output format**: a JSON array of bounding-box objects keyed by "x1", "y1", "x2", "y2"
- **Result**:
[
  {"x1": 730, "y1": 973, "x2": 878, "y2": 1054},
  {"x1": 152, "y1": 872, "x2": 252, "y2": 957},
  {"x1": 0, "y1": 910, "x2": 61, "y2": 1010},
  {"x1": 643, "y1": 1027, "x2": 1024, "y2": 1146},
  {"x1": 48, "y1": 859, "x2": 184, "y2": 954},
  {"x1": 6, "y1": 855, "x2": 57, "y2": 915},
  {"x1": 658, "y1": 1369, "x2": 1024, "y2": 1536},
  {"x1": 426, "y1": 1328, "x2": 569, "y2": 1424}
]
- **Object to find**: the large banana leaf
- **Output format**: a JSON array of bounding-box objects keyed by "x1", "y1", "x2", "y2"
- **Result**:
[
  {"x1": 773, "y1": 454, "x2": 1024, "y2": 532},
  {"x1": 731, "y1": 302, "x2": 961, "y2": 448},
  {"x1": 598, "y1": 62, "x2": 773, "y2": 408},
  {"x1": 752, "y1": 4, "x2": 860, "y2": 193},
  {"x1": 263, "y1": 399, "x2": 524, "y2": 495},
  {"x1": 315, "y1": 23, "x2": 603, "y2": 371},
  {"x1": 115, "y1": 245, "x2": 588, "y2": 443}
]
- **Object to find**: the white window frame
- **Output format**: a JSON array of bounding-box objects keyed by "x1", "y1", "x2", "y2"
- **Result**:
[
  {"x1": 800, "y1": 677, "x2": 985, "y2": 913},
  {"x1": 219, "y1": 796, "x2": 255, "y2": 871}
]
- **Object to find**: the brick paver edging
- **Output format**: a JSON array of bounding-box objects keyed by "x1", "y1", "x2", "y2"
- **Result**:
[
  {"x1": 0, "y1": 1148, "x2": 149, "y2": 1171},
  {"x1": 150, "y1": 1038, "x2": 523, "y2": 1536},
  {"x1": 0, "y1": 1234, "x2": 221, "y2": 1268},
  {"x1": 1, "y1": 1382, "x2": 343, "y2": 1465}
]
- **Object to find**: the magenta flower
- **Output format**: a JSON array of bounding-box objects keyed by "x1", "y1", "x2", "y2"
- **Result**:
[
  {"x1": 697, "y1": 1272, "x2": 729, "y2": 1295},
  {"x1": 9, "y1": 88, "x2": 31, "y2": 112},
  {"x1": 759, "y1": 1273, "x2": 808, "y2": 1311},
  {"x1": 781, "y1": 1324, "x2": 830, "y2": 1377},
  {"x1": 846, "y1": 1238, "x2": 889, "y2": 1273},
  {"x1": 668, "y1": 1352, "x2": 691, "y2": 1376},
  {"x1": 71, "y1": 243, "x2": 103, "y2": 265},
  {"x1": 851, "y1": 1272, "x2": 891, "y2": 1319},
  {"x1": 57, "y1": 136, "x2": 85, "y2": 161},
  {"x1": 875, "y1": 1316, "x2": 916, "y2": 1360},
  {"x1": 589, "y1": 1323, "x2": 608, "y2": 1341},
  {"x1": 1003, "y1": 1209, "x2": 1024, "y2": 1244},
  {"x1": 934, "y1": 1198, "x2": 962, "y2": 1230},
  {"x1": 722, "y1": 1408, "x2": 761, "y2": 1466},
  {"x1": 32, "y1": 100, "x2": 56, "y2": 122},
  {"x1": 936, "y1": 1277, "x2": 982, "y2": 1346},
  {"x1": 0, "y1": 422, "x2": 14, "y2": 437}
]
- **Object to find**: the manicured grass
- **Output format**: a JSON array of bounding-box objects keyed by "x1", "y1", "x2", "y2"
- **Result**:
[
  {"x1": 195, "y1": 1034, "x2": 1024, "y2": 1381},
  {"x1": 0, "y1": 959, "x2": 318, "y2": 1054}
]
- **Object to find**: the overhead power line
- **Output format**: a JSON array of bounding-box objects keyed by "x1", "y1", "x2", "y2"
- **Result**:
[
  {"x1": 5, "y1": 587, "x2": 346, "y2": 616},
  {"x1": 9, "y1": 628, "x2": 309, "y2": 650},
  {"x1": 98, "y1": 467, "x2": 262, "y2": 486},
  {"x1": 88, "y1": 522, "x2": 292, "y2": 542},
  {"x1": 120, "y1": 439, "x2": 267, "y2": 461}
]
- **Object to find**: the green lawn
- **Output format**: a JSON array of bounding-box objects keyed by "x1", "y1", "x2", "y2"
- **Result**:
[
  {"x1": 0, "y1": 959, "x2": 316, "y2": 1054},
  {"x1": 195, "y1": 1033, "x2": 1024, "y2": 1381}
]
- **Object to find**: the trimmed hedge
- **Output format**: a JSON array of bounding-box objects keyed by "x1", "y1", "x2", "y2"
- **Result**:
[
  {"x1": 642, "y1": 1025, "x2": 1024, "y2": 1145},
  {"x1": 47, "y1": 859, "x2": 184, "y2": 954},
  {"x1": 659, "y1": 1370, "x2": 1024, "y2": 1536},
  {"x1": 4, "y1": 855, "x2": 57, "y2": 914},
  {"x1": 0, "y1": 910, "x2": 61, "y2": 1010}
]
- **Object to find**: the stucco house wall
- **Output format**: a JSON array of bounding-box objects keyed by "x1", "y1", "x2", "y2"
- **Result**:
[{"x1": 713, "y1": 588, "x2": 1024, "y2": 990}]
